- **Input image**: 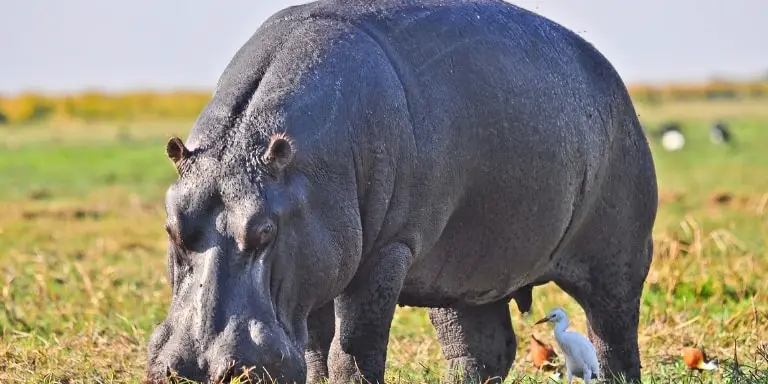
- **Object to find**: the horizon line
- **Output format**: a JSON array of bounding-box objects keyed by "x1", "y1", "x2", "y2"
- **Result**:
[{"x1": 2, "y1": 73, "x2": 767, "y2": 98}]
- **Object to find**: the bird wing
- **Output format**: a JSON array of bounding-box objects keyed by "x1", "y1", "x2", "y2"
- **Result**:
[{"x1": 563, "y1": 331, "x2": 600, "y2": 376}]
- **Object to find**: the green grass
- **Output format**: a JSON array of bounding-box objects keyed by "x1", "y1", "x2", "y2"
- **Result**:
[{"x1": 1, "y1": 100, "x2": 768, "y2": 383}]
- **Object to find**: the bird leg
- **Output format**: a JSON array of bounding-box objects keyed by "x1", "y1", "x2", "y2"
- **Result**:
[{"x1": 428, "y1": 300, "x2": 517, "y2": 384}]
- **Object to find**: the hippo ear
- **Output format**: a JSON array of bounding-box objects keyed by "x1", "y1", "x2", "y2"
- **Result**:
[
  {"x1": 262, "y1": 133, "x2": 294, "y2": 172},
  {"x1": 166, "y1": 136, "x2": 190, "y2": 173}
]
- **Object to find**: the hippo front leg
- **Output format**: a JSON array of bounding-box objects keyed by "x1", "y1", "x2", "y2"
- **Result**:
[
  {"x1": 305, "y1": 302, "x2": 334, "y2": 384},
  {"x1": 328, "y1": 243, "x2": 412, "y2": 384}
]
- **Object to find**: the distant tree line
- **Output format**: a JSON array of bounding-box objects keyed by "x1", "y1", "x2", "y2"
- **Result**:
[
  {"x1": 1, "y1": 80, "x2": 767, "y2": 125},
  {"x1": 0, "y1": 91, "x2": 212, "y2": 125},
  {"x1": 627, "y1": 80, "x2": 768, "y2": 103}
]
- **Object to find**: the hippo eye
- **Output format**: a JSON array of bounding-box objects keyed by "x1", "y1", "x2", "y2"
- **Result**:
[
  {"x1": 257, "y1": 223, "x2": 275, "y2": 244},
  {"x1": 244, "y1": 222, "x2": 276, "y2": 252}
]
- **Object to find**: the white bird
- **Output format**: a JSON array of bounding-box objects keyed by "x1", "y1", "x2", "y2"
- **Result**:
[
  {"x1": 660, "y1": 129, "x2": 685, "y2": 151},
  {"x1": 535, "y1": 307, "x2": 600, "y2": 384}
]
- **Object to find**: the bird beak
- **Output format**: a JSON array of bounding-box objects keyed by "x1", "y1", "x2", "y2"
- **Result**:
[{"x1": 534, "y1": 317, "x2": 549, "y2": 325}]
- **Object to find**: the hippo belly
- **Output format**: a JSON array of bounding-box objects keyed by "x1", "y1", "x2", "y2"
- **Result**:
[{"x1": 398, "y1": 141, "x2": 583, "y2": 307}]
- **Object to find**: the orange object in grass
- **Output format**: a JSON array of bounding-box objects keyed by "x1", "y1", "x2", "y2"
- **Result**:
[
  {"x1": 683, "y1": 346, "x2": 717, "y2": 371},
  {"x1": 529, "y1": 334, "x2": 557, "y2": 369}
]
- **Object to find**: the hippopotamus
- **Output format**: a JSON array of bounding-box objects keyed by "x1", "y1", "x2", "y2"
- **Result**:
[{"x1": 145, "y1": 0, "x2": 658, "y2": 383}]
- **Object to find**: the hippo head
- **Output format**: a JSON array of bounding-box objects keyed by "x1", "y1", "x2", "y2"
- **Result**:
[{"x1": 146, "y1": 133, "x2": 359, "y2": 383}]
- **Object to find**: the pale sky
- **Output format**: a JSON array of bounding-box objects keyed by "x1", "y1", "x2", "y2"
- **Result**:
[{"x1": 1, "y1": 0, "x2": 765, "y2": 94}]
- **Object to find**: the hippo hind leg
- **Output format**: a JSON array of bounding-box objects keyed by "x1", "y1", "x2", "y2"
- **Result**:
[
  {"x1": 552, "y1": 114, "x2": 656, "y2": 383},
  {"x1": 428, "y1": 300, "x2": 516, "y2": 384},
  {"x1": 553, "y1": 230, "x2": 653, "y2": 383}
]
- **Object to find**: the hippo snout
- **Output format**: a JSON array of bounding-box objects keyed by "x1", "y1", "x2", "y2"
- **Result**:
[{"x1": 146, "y1": 320, "x2": 306, "y2": 383}]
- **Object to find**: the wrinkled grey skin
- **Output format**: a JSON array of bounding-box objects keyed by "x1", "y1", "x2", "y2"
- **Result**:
[{"x1": 146, "y1": 0, "x2": 658, "y2": 383}]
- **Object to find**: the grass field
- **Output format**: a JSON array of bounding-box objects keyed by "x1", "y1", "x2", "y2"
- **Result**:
[{"x1": 1, "y1": 99, "x2": 767, "y2": 383}]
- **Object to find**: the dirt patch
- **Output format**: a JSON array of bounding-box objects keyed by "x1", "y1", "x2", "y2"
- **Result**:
[
  {"x1": 709, "y1": 191, "x2": 734, "y2": 205},
  {"x1": 659, "y1": 190, "x2": 685, "y2": 205},
  {"x1": 706, "y1": 190, "x2": 758, "y2": 213}
]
